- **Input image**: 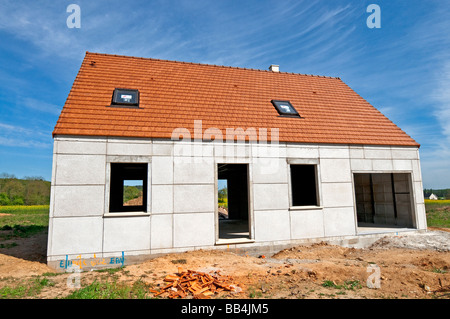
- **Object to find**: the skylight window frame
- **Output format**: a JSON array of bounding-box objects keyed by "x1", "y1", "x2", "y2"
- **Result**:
[
  {"x1": 110, "y1": 88, "x2": 140, "y2": 108},
  {"x1": 271, "y1": 100, "x2": 300, "y2": 118}
]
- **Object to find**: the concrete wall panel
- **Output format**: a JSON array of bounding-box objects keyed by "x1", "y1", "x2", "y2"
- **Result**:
[
  {"x1": 372, "y1": 159, "x2": 393, "y2": 171},
  {"x1": 252, "y1": 158, "x2": 288, "y2": 184},
  {"x1": 151, "y1": 156, "x2": 173, "y2": 185},
  {"x1": 253, "y1": 183, "x2": 289, "y2": 210},
  {"x1": 49, "y1": 217, "x2": 103, "y2": 256},
  {"x1": 319, "y1": 146, "x2": 349, "y2": 159},
  {"x1": 323, "y1": 207, "x2": 356, "y2": 237},
  {"x1": 363, "y1": 146, "x2": 392, "y2": 159},
  {"x1": 103, "y1": 217, "x2": 150, "y2": 253},
  {"x1": 320, "y1": 159, "x2": 351, "y2": 183},
  {"x1": 173, "y1": 184, "x2": 215, "y2": 213},
  {"x1": 391, "y1": 148, "x2": 419, "y2": 160},
  {"x1": 350, "y1": 158, "x2": 373, "y2": 171},
  {"x1": 53, "y1": 185, "x2": 104, "y2": 217},
  {"x1": 290, "y1": 209, "x2": 324, "y2": 239},
  {"x1": 151, "y1": 215, "x2": 173, "y2": 249},
  {"x1": 55, "y1": 154, "x2": 106, "y2": 185},
  {"x1": 173, "y1": 158, "x2": 214, "y2": 184},
  {"x1": 286, "y1": 145, "x2": 319, "y2": 158},
  {"x1": 254, "y1": 210, "x2": 290, "y2": 241},
  {"x1": 152, "y1": 141, "x2": 174, "y2": 156},
  {"x1": 107, "y1": 142, "x2": 151, "y2": 156},
  {"x1": 321, "y1": 183, "x2": 354, "y2": 208},
  {"x1": 173, "y1": 213, "x2": 215, "y2": 247},
  {"x1": 57, "y1": 140, "x2": 106, "y2": 155},
  {"x1": 392, "y1": 160, "x2": 412, "y2": 171},
  {"x1": 349, "y1": 146, "x2": 364, "y2": 158},
  {"x1": 151, "y1": 184, "x2": 173, "y2": 214}
]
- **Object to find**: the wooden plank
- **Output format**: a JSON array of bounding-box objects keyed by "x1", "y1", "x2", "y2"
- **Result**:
[{"x1": 164, "y1": 274, "x2": 180, "y2": 282}]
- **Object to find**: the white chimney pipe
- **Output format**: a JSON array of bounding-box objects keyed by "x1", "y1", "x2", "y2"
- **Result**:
[{"x1": 269, "y1": 65, "x2": 279, "y2": 72}]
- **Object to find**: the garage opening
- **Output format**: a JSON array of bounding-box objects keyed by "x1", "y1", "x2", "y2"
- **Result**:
[
  {"x1": 354, "y1": 173, "x2": 415, "y2": 229},
  {"x1": 217, "y1": 164, "x2": 250, "y2": 241}
]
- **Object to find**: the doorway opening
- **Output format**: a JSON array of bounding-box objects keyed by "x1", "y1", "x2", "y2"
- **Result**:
[
  {"x1": 354, "y1": 173, "x2": 415, "y2": 230},
  {"x1": 217, "y1": 164, "x2": 250, "y2": 241}
]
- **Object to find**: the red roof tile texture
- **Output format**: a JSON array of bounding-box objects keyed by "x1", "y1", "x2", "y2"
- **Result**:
[{"x1": 53, "y1": 52, "x2": 419, "y2": 147}]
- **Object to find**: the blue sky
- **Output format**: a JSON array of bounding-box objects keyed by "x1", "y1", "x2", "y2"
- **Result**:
[{"x1": 0, "y1": 0, "x2": 449, "y2": 189}]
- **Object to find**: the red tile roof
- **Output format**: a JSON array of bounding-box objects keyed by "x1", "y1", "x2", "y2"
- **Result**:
[{"x1": 53, "y1": 52, "x2": 419, "y2": 147}]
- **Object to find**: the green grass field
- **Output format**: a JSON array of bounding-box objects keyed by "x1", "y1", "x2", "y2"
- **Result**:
[
  {"x1": 0, "y1": 205, "x2": 49, "y2": 240},
  {"x1": 424, "y1": 199, "x2": 450, "y2": 228}
]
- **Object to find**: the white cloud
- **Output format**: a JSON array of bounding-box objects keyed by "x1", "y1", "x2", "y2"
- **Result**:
[
  {"x1": 432, "y1": 62, "x2": 450, "y2": 142},
  {"x1": 21, "y1": 97, "x2": 62, "y2": 115},
  {"x1": 0, "y1": 122, "x2": 50, "y2": 149},
  {"x1": 0, "y1": 136, "x2": 50, "y2": 149}
]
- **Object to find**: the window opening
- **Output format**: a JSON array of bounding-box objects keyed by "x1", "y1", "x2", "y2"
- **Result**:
[
  {"x1": 109, "y1": 163, "x2": 147, "y2": 212},
  {"x1": 290, "y1": 164, "x2": 318, "y2": 206}
]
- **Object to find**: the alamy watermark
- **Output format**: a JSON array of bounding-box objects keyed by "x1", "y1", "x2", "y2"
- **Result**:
[
  {"x1": 66, "y1": 4, "x2": 81, "y2": 29},
  {"x1": 66, "y1": 266, "x2": 81, "y2": 289},
  {"x1": 366, "y1": 264, "x2": 381, "y2": 289},
  {"x1": 366, "y1": 4, "x2": 381, "y2": 29},
  {"x1": 170, "y1": 120, "x2": 283, "y2": 175},
  {"x1": 66, "y1": 4, "x2": 380, "y2": 30}
]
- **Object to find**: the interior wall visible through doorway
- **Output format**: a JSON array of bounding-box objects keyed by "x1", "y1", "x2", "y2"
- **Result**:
[{"x1": 354, "y1": 173, "x2": 415, "y2": 228}]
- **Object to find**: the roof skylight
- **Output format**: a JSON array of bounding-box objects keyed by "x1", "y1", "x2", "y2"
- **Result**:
[
  {"x1": 271, "y1": 100, "x2": 300, "y2": 117},
  {"x1": 111, "y1": 88, "x2": 140, "y2": 107}
]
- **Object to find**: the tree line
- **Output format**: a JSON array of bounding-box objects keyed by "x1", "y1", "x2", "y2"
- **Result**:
[{"x1": 0, "y1": 173, "x2": 50, "y2": 206}]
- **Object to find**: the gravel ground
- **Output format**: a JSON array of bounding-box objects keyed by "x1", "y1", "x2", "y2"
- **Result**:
[{"x1": 369, "y1": 230, "x2": 450, "y2": 252}]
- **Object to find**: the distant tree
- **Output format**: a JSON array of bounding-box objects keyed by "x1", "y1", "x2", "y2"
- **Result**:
[
  {"x1": 23, "y1": 176, "x2": 46, "y2": 181},
  {"x1": 218, "y1": 187, "x2": 228, "y2": 205},
  {"x1": 10, "y1": 197, "x2": 24, "y2": 205},
  {"x1": 0, "y1": 193, "x2": 10, "y2": 205},
  {"x1": 25, "y1": 180, "x2": 50, "y2": 205},
  {"x1": 3, "y1": 179, "x2": 25, "y2": 203},
  {"x1": 123, "y1": 186, "x2": 141, "y2": 203},
  {"x1": 0, "y1": 173, "x2": 16, "y2": 179}
]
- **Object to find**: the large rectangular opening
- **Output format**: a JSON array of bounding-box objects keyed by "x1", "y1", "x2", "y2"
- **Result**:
[
  {"x1": 217, "y1": 164, "x2": 250, "y2": 241},
  {"x1": 354, "y1": 173, "x2": 415, "y2": 229}
]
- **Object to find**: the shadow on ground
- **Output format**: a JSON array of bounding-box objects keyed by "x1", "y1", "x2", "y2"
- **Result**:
[{"x1": 0, "y1": 227, "x2": 48, "y2": 263}]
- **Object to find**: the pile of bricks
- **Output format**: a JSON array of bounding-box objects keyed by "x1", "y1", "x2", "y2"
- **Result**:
[{"x1": 150, "y1": 267, "x2": 242, "y2": 299}]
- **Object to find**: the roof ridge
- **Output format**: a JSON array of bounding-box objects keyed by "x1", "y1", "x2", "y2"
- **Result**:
[{"x1": 84, "y1": 51, "x2": 341, "y2": 80}]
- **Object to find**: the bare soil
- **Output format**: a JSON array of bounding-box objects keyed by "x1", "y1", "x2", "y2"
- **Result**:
[{"x1": 0, "y1": 230, "x2": 449, "y2": 299}]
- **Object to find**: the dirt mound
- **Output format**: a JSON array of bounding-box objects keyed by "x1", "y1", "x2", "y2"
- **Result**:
[{"x1": 272, "y1": 242, "x2": 360, "y2": 260}]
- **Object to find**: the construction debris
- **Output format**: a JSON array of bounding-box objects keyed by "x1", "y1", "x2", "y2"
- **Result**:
[{"x1": 150, "y1": 267, "x2": 243, "y2": 299}]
